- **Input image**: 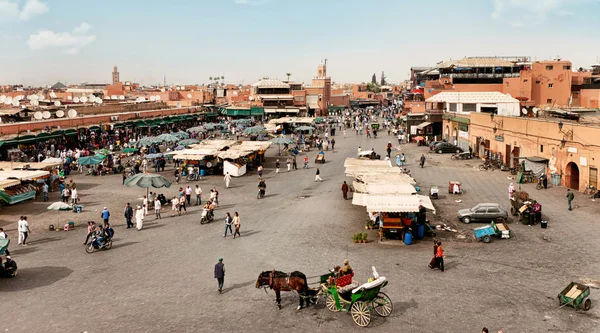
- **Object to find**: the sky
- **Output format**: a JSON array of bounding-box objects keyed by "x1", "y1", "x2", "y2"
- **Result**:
[{"x1": 1, "y1": 0, "x2": 599, "y2": 87}]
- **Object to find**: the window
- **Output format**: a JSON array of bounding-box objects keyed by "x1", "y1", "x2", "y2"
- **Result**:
[
  {"x1": 523, "y1": 79, "x2": 528, "y2": 83},
  {"x1": 547, "y1": 99, "x2": 552, "y2": 103},
  {"x1": 563, "y1": 65, "x2": 571, "y2": 70},
  {"x1": 546, "y1": 65, "x2": 554, "y2": 70},
  {"x1": 449, "y1": 103, "x2": 457, "y2": 112},
  {"x1": 487, "y1": 208, "x2": 500, "y2": 213},
  {"x1": 548, "y1": 83, "x2": 553, "y2": 88},
  {"x1": 540, "y1": 145, "x2": 544, "y2": 153},
  {"x1": 475, "y1": 208, "x2": 487, "y2": 214},
  {"x1": 506, "y1": 82, "x2": 510, "y2": 87},
  {"x1": 536, "y1": 80, "x2": 541, "y2": 84}
]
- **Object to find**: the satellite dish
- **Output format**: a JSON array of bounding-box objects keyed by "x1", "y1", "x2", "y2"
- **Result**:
[
  {"x1": 187, "y1": 94, "x2": 192, "y2": 99},
  {"x1": 149, "y1": 96, "x2": 156, "y2": 101},
  {"x1": 12, "y1": 100, "x2": 19, "y2": 107},
  {"x1": 42, "y1": 111, "x2": 51, "y2": 119},
  {"x1": 49, "y1": 92, "x2": 57, "y2": 98},
  {"x1": 73, "y1": 97, "x2": 80, "y2": 103},
  {"x1": 155, "y1": 95, "x2": 161, "y2": 101},
  {"x1": 68, "y1": 109, "x2": 78, "y2": 118},
  {"x1": 206, "y1": 161, "x2": 213, "y2": 168},
  {"x1": 96, "y1": 99, "x2": 103, "y2": 104},
  {"x1": 56, "y1": 110, "x2": 65, "y2": 118},
  {"x1": 119, "y1": 96, "x2": 125, "y2": 100},
  {"x1": 31, "y1": 95, "x2": 39, "y2": 100},
  {"x1": 0, "y1": 95, "x2": 5, "y2": 103},
  {"x1": 111, "y1": 95, "x2": 118, "y2": 100},
  {"x1": 80, "y1": 97, "x2": 88, "y2": 103},
  {"x1": 160, "y1": 88, "x2": 165, "y2": 92},
  {"x1": 34, "y1": 112, "x2": 43, "y2": 120},
  {"x1": 88, "y1": 94, "x2": 95, "y2": 100},
  {"x1": 31, "y1": 100, "x2": 39, "y2": 106},
  {"x1": 67, "y1": 96, "x2": 72, "y2": 100},
  {"x1": 55, "y1": 101, "x2": 61, "y2": 106}
]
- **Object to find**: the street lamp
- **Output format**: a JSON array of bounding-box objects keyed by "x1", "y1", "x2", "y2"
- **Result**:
[{"x1": 493, "y1": 126, "x2": 497, "y2": 134}]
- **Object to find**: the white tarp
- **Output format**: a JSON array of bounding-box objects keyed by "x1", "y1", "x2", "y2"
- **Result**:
[
  {"x1": 352, "y1": 181, "x2": 416, "y2": 195},
  {"x1": 344, "y1": 158, "x2": 392, "y2": 168},
  {"x1": 523, "y1": 159, "x2": 547, "y2": 177},
  {"x1": 354, "y1": 173, "x2": 416, "y2": 185},
  {"x1": 165, "y1": 148, "x2": 218, "y2": 156},
  {"x1": 364, "y1": 194, "x2": 435, "y2": 213},
  {"x1": 223, "y1": 160, "x2": 246, "y2": 177},
  {"x1": 0, "y1": 170, "x2": 49, "y2": 181},
  {"x1": 0, "y1": 179, "x2": 20, "y2": 189},
  {"x1": 217, "y1": 150, "x2": 254, "y2": 160}
]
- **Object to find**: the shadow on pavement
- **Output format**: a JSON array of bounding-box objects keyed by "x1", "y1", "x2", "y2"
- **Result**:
[
  {"x1": 0, "y1": 266, "x2": 73, "y2": 292},
  {"x1": 8, "y1": 246, "x2": 39, "y2": 256},
  {"x1": 110, "y1": 241, "x2": 140, "y2": 250},
  {"x1": 27, "y1": 236, "x2": 64, "y2": 246},
  {"x1": 221, "y1": 279, "x2": 256, "y2": 293},
  {"x1": 143, "y1": 224, "x2": 166, "y2": 230}
]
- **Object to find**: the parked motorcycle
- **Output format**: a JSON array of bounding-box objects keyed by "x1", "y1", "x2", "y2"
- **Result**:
[
  {"x1": 478, "y1": 160, "x2": 497, "y2": 171},
  {"x1": 187, "y1": 168, "x2": 202, "y2": 181},
  {"x1": 451, "y1": 152, "x2": 472, "y2": 160},
  {"x1": 85, "y1": 235, "x2": 113, "y2": 254}
]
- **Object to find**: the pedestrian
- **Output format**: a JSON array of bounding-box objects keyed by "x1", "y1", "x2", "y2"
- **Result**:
[
  {"x1": 83, "y1": 221, "x2": 96, "y2": 245},
  {"x1": 214, "y1": 258, "x2": 225, "y2": 293},
  {"x1": 233, "y1": 212, "x2": 241, "y2": 239},
  {"x1": 286, "y1": 157, "x2": 291, "y2": 172},
  {"x1": 124, "y1": 203, "x2": 134, "y2": 228},
  {"x1": 171, "y1": 196, "x2": 179, "y2": 217},
  {"x1": 566, "y1": 189, "x2": 575, "y2": 211},
  {"x1": 435, "y1": 241, "x2": 444, "y2": 272},
  {"x1": 293, "y1": 155, "x2": 297, "y2": 170},
  {"x1": 315, "y1": 168, "x2": 323, "y2": 182},
  {"x1": 195, "y1": 185, "x2": 203, "y2": 205},
  {"x1": 331, "y1": 138, "x2": 335, "y2": 150},
  {"x1": 508, "y1": 183, "x2": 515, "y2": 200},
  {"x1": 0, "y1": 228, "x2": 10, "y2": 255},
  {"x1": 101, "y1": 207, "x2": 110, "y2": 226},
  {"x1": 258, "y1": 165, "x2": 263, "y2": 177},
  {"x1": 303, "y1": 156, "x2": 309, "y2": 169},
  {"x1": 341, "y1": 181, "x2": 349, "y2": 200},
  {"x1": 224, "y1": 172, "x2": 232, "y2": 189},
  {"x1": 154, "y1": 197, "x2": 162, "y2": 219},
  {"x1": 185, "y1": 185, "x2": 192, "y2": 205},
  {"x1": 428, "y1": 239, "x2": 438, "y2": 269},
  {"x1": 386, "y1": 146, "x2": 392, "y2": 159},
  {"x1": 482, "y1": 328, "x2": 488, "y2": 333},
  {"x1": 142, "y1": 195, "x2": 148, "y2": 216},
  {"x1": 42, "y1": 182, "x2": 49, "y2": 202},
  {"x1": 224, "y1": 212, "x2": 233, "y2": 237},
  {"x1": 179, "y1": 194, "x2": 187, "y2": 215},
  {"x1": 62, "y1": 187, "x2": 70, "y2": 203},
  {"x1": 357, "y1": 146, "x2": 362, "y2": 155},
  {"x1": 135, "y1": 205, "x2": 144, "y2": 230},
  {"x1": 275, "y1": 159, "x2": 280, "y2": 173},
  {"x1": 18, "y1": 216, "x2": 30, "y2": 246},
  {"x1": 419, "y1": 154, "x2": 426, "y2": 168},
  {"x1": 122, "y1": 171, "x2": 127, "y2": 185},
  {"x1": 343, "y1": 129, "x2": 347, "y2": 138}
]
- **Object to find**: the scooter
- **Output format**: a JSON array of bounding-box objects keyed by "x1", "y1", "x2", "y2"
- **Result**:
[
  {"x1": 0, "y1": 256, "x2": 17, "y2": 278},
  {"x1": 85, "y1": 235, "x2": 113, "y2": 254},
  {"x1": 257, "y1": 187, "x2": 265, "y2": 199},
  {"x1": 200, "y1": 208, "x2": 214, "y2": 224}
]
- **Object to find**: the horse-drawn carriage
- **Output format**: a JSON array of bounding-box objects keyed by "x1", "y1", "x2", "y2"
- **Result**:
[{"x1": 255, "y1": 267, "x2": 393, "y2": 327}]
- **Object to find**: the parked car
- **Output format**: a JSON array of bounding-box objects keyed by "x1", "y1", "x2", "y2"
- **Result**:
[
  {"x1": 433, "y1": 142, "x2": 463, "y2": 154},
  {"x1": 429, "y1": 141, "x2": 443, "y2": 150},
  {"x1": 458, "y1": 203, "x2": 508, "y2": 224}
]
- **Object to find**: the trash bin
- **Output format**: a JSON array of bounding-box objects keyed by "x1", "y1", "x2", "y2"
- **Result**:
[
  {"x1": 415, "y1": 224, "x2": 425, "y2": 239},
  {"x1": 522, "y1": 211, "x2": 533, "y2": 225},
  {"x1": 404, "y1": 231, "x2": 413, "y2": 245},
  {"x1": 541, "y1": 220, "x2": 548, "y2": 229},
  {"x1": 200, "y1": 169, "x2": 208, "y2": 177}
]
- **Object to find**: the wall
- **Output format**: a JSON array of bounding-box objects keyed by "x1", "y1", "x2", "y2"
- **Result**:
[
  {"x1": 330, "y1": 94, "x2": 350, "y2": 107},
  {"x1": 469, "y1": 113, "x2": 600, "y2": 191},
  {"x1": 502, "y1": 70, "x2": 532, "y2": 101},
  {"x1": 580, "y1": 89, "x2": 600, "y2": 109},
  {"x1": 531, "y1": 60, "x2": 572, "y2": 107}
]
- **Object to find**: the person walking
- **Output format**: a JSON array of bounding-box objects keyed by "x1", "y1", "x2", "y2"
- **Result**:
[
  {"x1": 275, "y1": 160, "x2": 280, "y2": 174},
  {"x1": 18, "y1": 216, "x2": 30, "y2": 246},
  {"x1": 233, "y1": 212, "x2": 241, "y2": 239},
  {"x1": 508, "y1": 183, "x2": 515, "y2": 200},
  {"x1": 435, "y1": 241, "x2": 444, "y2": 272},
  {"x1": 223, "y1": 212, "x2": 233, "y2": 237},
  {"x1": 122, "y1": 171, "x2": 127, "y2": 185},
  {"x1": 303, "y1": 156, "x2": 309, "y2": 169},
  {"x1": 135, "y1": 205, "x2": 144, "y2": 230},
  {"x1": 195, "y1": 185, "x2": 203, "y2": 205},
  {"x1": 124, "y1": 203, "x2": 134, "y2": 228},
  {"x1": 101, "y1": 207, "x2": 110, "y2": 226},
  {"x1": 224, "y1": 172, "x2": 232, "y2": 189},
  {"x1": 71, "y1": 187, "x2": 78, "y2": 205},
  {"x1": 419, "y1": 154, "x2": 426, "y2": 168},
  {"x1": 42, "y1": 182, "x2": 49, "y2": 202},
  {"x1": 171, "y1": 196, "x2": 179, "y2": 217},
  {"x1": 292, "y1": 155, "x2": 298, "y2": 170},
  {"x1": 0, "y1": 228, "x2": 10, "y2": 255},
  {"x1": 341, "y1": 181, "x2": 349, "y2": 200},
  {"x1": 178, "y1": 194, "x2": 187, "y2": 215},
  {"x1": 315, "y1": 168, "x2": 323, "y2": 182},
  {"x1": 257, "y1": 165, "x2": 263, "y2": 178},
  {"x1": 62, "y1": 187, "x2": 70, "y2": 203},
  {"x1": 214, "y1": 258, "x2": 225, "y2": 293},
  {"x1": 567, "y1": 189, "x2": 575, "y2": 211},
  {"x1": 428, "y1": 239, "x2": 438, "y2": 269},
  {"x1": 286, "y1": 157, "x2": 291, "y2": 172},
  {"x1": 154, "y1": 198, "x2": 162, "y2": 219},
  {"x1": 142, "y1": 196, "x2": 148, "y2": 216},
  {"x1": 331, "y1": 138, "x2": 335, "y2": 150},
  {"x1": 185, "y1": 185, "x2": 192, "y2": 205}
]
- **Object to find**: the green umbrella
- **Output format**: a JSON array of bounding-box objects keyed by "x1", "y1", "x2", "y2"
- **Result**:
[
  {"x1": 78, "y1": 155, "x2": 106, "y2": 165},
  {"x1": 173, "y1": 131, "x2": 190, "y2": 139},
  {"x1": 47, "y1": 202, "x2": 74, "y2": 228},
  {"x1": 187, "y1": 126, "x2": 206, "y2": 133},
  {"x1": 156, "y1": 133, "x2": 180, "y2": 143},
  {"x1": 95, "y1": 148, "x2": 111, "y2": 156},
  {"x1": 244, "y1": 126, "x2": 266, "y2": 135},
  {"x1": 270, "y1": 137, "x2": 295, "y2": 155},
  {"x1": 133, "y1": 136, "x2": 161, "y2": 148},
  {"x1": 122, "y1": 147, "x2": 139, "y2": 154},
  {"x1": 178, "y1": 139, "x2": 200, "y2": 147},
  {"x1": 124, "y1": 173, "x2": 172, "y2": 198}
]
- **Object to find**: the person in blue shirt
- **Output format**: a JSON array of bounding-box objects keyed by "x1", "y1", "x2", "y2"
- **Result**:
[{"x1": 101, "y1": 207, "x2": 110, "y2": 226}]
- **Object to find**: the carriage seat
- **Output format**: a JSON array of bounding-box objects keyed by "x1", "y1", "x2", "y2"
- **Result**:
[
  {"x1": 352, "y1": 276, "x2": 387, "y2": 294},
  {"x1": 336, "y1": 273, "x2": 358, "y2": 294}
]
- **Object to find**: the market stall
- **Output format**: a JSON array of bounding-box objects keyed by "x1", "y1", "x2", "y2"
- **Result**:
[
  {"x1": 216, "y1": 141, "x2": 272, "y2": 176},
  {"x1": 0, "y1": 170, "x2": 49, "y2": 204}
]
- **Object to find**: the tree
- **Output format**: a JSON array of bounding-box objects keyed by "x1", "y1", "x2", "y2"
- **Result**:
[
  {"x1": 286, "y1": 72, "x2": 291, "y2": 82},
  {"x1": 371, "y1": 73, "x2": 377, "y2": 84},
  {"x1": 380, "y1": 71, "x2": 387, "y2": 86},
  {"x1": 209, "y1": 77, "x2": 213, "y2": 81}
]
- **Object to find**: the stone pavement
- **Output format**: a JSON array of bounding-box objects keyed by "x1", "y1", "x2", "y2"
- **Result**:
[{"x1": 1, "y1": 132, "x2": 599, "y2": 333}]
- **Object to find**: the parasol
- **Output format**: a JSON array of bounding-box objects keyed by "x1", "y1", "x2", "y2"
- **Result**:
[
  {"x1": 78, "y1": 155, "x2": 106, "y2": 165},
  {"x1": 173, "y1": 131, "x2": 190, "y2": 139},
  {"x1": 47, "y1": 202, "x2": 74, "y2": 228},
  {"x1": 178, "y1": 139, "x2": 200, "y2": 147},
  {"x1": 122, "y1": 147, "x2": 139, "y2": 154},
  {"x1": 124, "y1": 172, "x2": 172, "y2": 198},
  {"x1": 156, "y1": 133, "x2": 180, "y2": 143},
  {"x1": 270, "y1": 137, "x2": 296, "y2": 155},
  {"x1": 133, "y1": 136, "x2": 161, "y2": 148},
  {"x1": 94, "y1": 148, "x2": 111, "y2": 156},
  {"x1": 186, "y1": 126, "x2": 206, "y2": 133},
  {"x1": 244, "y1": 126, "x2": 266, "y2": 135},
  {"x1": 144, "y1": 153, "x2": 163, "y2": 159}
]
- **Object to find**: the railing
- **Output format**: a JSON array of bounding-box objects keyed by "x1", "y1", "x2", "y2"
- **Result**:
[{"x1": 442, "y1": 73, "x2": 520, "y2": 79}]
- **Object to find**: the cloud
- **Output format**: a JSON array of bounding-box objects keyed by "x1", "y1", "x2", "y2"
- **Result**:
[
  {"x1": 490, "y1": 0, "x2": 595, "y2": 24},
  {"x1": 27, "y1": 22, "x2": 97, "y2": 54},
  {"x1": 0, "y1": 0, "x2": 48, "y2": 21},
  {"x1": 19, "y1": 0, "x2": 48, "y2": 21},
  {"x1": 233, "y1": 0, "x2": 270, "y2": 5}
]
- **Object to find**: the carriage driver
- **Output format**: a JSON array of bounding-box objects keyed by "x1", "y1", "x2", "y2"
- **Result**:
[{"x1": 339, "y1": 259, "x2": 353, "y2": 277}]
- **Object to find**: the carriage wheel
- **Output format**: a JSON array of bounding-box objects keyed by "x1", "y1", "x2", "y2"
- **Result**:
[
  {"x1": 351, "y1": 301, "x2": 371, "y2": 327},
  {"x1": 372, "y1": 292, "x2": 393, "y2": 317},
  {"x1": 325, "y1": 294, "x2": 340, "y2": 312}
]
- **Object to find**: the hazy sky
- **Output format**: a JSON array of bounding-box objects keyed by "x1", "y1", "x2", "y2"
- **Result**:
[{"x1": 1, "y1": 0, "x2": 599, "y2": 86}]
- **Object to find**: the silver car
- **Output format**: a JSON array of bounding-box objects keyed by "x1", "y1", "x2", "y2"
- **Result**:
[{"x1": 457, "y1": 203, "x2": 508, "y2": 224}]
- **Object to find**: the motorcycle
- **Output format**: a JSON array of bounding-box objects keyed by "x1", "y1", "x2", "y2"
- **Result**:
[
  {"x1": 200, "y1": 208, "x2": 214, "y2": 224},
  {"x1": 478, "y1": 160, "x2": 497, "y2": 171},
  {"x1": 451, "y1": 152, "x2": 472, "y2": 160},
  {"x1": 257, "y1": 187, "x2": 265, "y2": 199},
  {"x1": 0, "y1": 256, "x2": 17, "y2": 278},
  {"x1": 187, "y1": 171, "x2": 202, "y2": 182},
  {"x1": 536, "y1": 175, "x2": 548, "y2": 190},
  {"x1": 85, "y1": 235, "x2": 113, "y2": 254}
]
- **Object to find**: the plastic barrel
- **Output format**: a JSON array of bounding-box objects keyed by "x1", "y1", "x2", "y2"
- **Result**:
[
  {"x1": 415, "y1": 224, "x2": 425, "y2": 239},
  {"x1": 541, "y1": 220, "x2": 548, "y2": 229},
  {"x1": 200, "y1": 169, "x2": 207, "y2": 177},
  {"x1": 404, "y1": 232, "x2": 413, "y2": 245}
]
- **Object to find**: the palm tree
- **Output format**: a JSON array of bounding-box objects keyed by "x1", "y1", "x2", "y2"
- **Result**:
[
  {"x1": 221, "y1": 76, "x2": 225, "y2": 80},
  {"x1": 209, "y1": 77, "x2": 213, "y2": 81},
  {"x1": 286, "y1": 73, "x2": 291, "y2": 82}
]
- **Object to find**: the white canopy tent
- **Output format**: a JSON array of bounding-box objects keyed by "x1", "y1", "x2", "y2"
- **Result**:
[{"x1": 357, "y1": 194, "x2": 435, "y2": 213}]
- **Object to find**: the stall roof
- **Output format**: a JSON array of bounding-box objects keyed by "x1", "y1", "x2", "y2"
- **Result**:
[
  {"x1": 0, "y1": 179, "x2": 21, "y2": 189},
  {"x1": 344, "y1": 158, "x2": 392, "y2": 168},
  {"x1": 518, "y1": 156, "x2": 549, "y2": 163},
  {"x1": 268, "y1": 117, "x2": 315, "y2": 124},
  {"x1": 189, "y1": 140, "x2": 238, "y2": 151},
  {"x1": 352, "y1": 181, "x2": 416, "y2": 195},
  {"x1": 353, "y1": 173, "x2": 416, "y2": 185},
  {"x1": 362, "y1": 194, "x2": 435, "y2": 213},
  {"x1": 0, "y1": 161, "x2": 61, "y2": 170},
  {"x1": 172, "y1": 154, "x2": 207, "y2": 161},
  {"x1": 236, "y1": 141, "x2": 272, "y2": 151},
  {"x1": 0, "y1": 170, "x2": 49, "y2": 181},
  {"x1": 416, "y1": 122, "x2": 433, "y2": 129},
  {"x1": 345, "y1": 166, "x2": 403, "y2": 178},
  {"x1": 164, "y1": 148, "x2": 218, "y2": 156},
  {"x1": 217, "y1": 150, "x2": 255, "y2": 159}
]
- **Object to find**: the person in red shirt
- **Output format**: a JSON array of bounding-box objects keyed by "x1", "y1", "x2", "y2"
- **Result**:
[{"x1": 435, "y1": 241, "x2": 444, "y2": 272}]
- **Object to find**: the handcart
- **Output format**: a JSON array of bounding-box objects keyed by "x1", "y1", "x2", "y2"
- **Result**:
[
  {"x1": 558, "y1": 282, "x2": 592, "y2": 311},
  {"x1": 473, "y1": 221, "x2": 511, "y2": 243}
]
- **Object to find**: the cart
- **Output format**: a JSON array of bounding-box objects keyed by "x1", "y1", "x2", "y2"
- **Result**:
[
  {"x1": 429, "y1": 185, "x2": 439, "y2": 199},
  {"x1": 320, "y1": 270, "x2": 393, "y2": 327},
  {"x1": 448, "y1": 181, "x2": 462, "y2": 194},
  {"x1": 558, "y1": 282, "x2": 592, "y2": 311},
  {"x1": 473, "y1": 221, "x2": 511, "y2": 243},
  {"x1": 315, "y1": 152, "x2": 326, "y2": 164}
]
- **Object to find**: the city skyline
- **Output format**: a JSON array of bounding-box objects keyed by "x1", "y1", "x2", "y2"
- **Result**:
[{"x1": 1, "y1": 0, "x2": 599, "y2": 86}]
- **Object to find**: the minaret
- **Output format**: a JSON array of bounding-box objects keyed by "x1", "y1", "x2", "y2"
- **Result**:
[
  {"x1": 112, "y1": 66, "x2": 120, "y2": 84},
  {"x1": 317, "y1": 60, "x2": 327, "y2": 78}
]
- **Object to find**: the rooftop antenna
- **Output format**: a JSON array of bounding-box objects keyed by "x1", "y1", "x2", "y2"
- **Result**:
[{"x1": 324, "y1": 58, "x2": 328, "y2": 66}]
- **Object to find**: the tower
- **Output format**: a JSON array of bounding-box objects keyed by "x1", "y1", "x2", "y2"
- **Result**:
[
  {"x1": 317, "y1": 59, "x2": 327, "y2": 77},
  {"x1": 112, "y1": 66, "x2": 120, "y2": 84}
]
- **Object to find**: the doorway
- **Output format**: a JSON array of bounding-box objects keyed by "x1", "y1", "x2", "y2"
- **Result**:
[
  {"x1": 512, "y1": 147, "x2": 520, "y2": 168},
  {"x1": 590, "y1": 167, "x2": 598, "y2": 189},
  {"x1": 505, "y1": 144, "x2": 511, "y2": 166},
  {"x1": 565, "y1": 162, "x2": 580, "y2": 190}
]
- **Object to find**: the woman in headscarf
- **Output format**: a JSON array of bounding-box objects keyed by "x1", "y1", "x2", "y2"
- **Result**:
[
  {"x1": 508, "y1": 183, "x2": 515, "y2": 199},
  {"x1": 135, "y1": 205, "x2": 144, "y2": 231}
]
